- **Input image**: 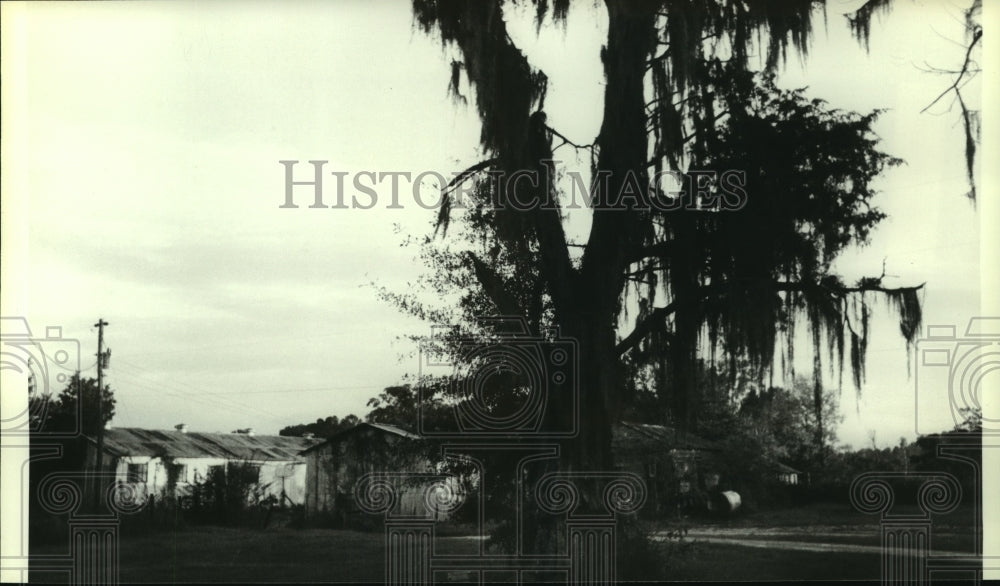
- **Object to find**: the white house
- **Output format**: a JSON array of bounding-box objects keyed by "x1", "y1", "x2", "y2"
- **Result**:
[
  {"x1": 84, "y1": 425, "x2": 322, "y2": 506},
  {"x1": 774, "y1": 461, "x2": 804, "y2": 486}
]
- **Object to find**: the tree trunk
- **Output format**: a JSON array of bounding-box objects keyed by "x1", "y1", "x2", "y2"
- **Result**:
[
  {"x1": 532, "y1": 6, "x2": 658, "y2": 542},
  {"x1": 561, "y1": 0, "x2": 657, "y2": 475}
]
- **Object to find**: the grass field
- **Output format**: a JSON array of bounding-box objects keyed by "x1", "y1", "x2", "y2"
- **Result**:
[
  {"x1": 28, "y1": 502, "x2": 978, "y2": 583},
  {"x1": 31, "y1": 526, "x2": 881, "y2": 583}
]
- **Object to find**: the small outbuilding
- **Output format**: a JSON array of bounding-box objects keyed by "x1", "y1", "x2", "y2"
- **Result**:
[
  {"x1": 773, "y1": 461, "x2": 804, "y2": 486},
  {"x1": 301, "y1": 422, "x2": 457, "y2": 525},
  {"x1": 612, "y1": 421, "x2": 724, "y2": 514}
]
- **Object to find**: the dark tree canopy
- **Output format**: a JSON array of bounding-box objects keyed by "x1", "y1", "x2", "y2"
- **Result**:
[
  {"x1": 30, "y1": 372, "x2": 115, "y2": 436},
  {"x1": 400, "y1": 0, "x2": 976, "y2": 478},
  {"x1": 279, "y1": 413, "x2": 360, "y2": 438}
]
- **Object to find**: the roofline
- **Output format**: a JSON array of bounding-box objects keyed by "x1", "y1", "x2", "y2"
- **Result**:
[
  {"x1": 82, "y1": 434, "x2": 130, "y2": 457},
  {"x1": 299, "y1": 422, "x2": 421, "y2": 455},
  {"x1": 616, "y1": 421, "x2": 723, "y2": 451},
  {"x1": 83, "y1": 428, "x2": 321, "y2": 460}
]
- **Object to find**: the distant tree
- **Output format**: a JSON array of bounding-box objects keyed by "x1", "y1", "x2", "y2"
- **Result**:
[
  {"x1": 365, "y1": 384, "x2": 429, "y2": 430},
  {"x1": 951, "y1": 406, "x2": 982, "y2": 433},
  {"x1": 32, "y1": 372, "x2": 115, "y2": 436},
  {"x1": 28, "y1": 373, "x2": 116, "y2": 525},
  {"x1": 909, "y1": 407, "x2": 981, "y2": 503},
  {"x1": 364, "y1": 380, "x2": 531, "y2": 435},
  {"x1": 693, "y1": 373, "x2": 839, "y2": 471},
  {"x1": 279, "y1": 414, "x2": 360, "y2": 438}
]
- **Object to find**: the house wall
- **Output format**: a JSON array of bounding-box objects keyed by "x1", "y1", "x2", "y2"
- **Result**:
[
  {"x1": 778, "y1": 472, "x2": 799, "y2": 485},
  {"x1": 256, "y1": 460, "x2": 308, "y2": 505},
  {"x1": 87, "y1": 445, "x2": 310, "y2": 506}
]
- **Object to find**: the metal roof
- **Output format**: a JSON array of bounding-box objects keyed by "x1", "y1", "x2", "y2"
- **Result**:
[
  {"x1": 772, "y1": 461, "x2": 803, "y2": 475},
  {"x1": 299, "y1": 422, "x2": 421, "y2": 454},
  {"x1": 88, "y1": 428, "x2": 322, "y2": 461},
  {"x1": 364, "y1": 422, "x2": 421, "y2": 439},
  {"x1": 613, "y1": 421, "x2": 721, "y2": 451}
]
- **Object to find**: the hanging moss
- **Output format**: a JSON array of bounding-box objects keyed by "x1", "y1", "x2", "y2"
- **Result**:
[
  {"x1": 845, "y1": 0, "x2": 894, "y2": 52},
  {"x1": 885, "y1": 286, "x2": 923, "y2": 371},
  {"x1": 412, "y1": 0, "x2": 926, "y2": 439}
]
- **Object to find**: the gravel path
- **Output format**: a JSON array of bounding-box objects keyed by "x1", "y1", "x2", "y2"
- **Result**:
[{"x1": 657, "y1": 527, "x2": 971, "y2": 557}]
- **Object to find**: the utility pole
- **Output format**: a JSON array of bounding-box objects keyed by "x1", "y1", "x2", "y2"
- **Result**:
[{"x1": 93, "y1": 318, "x2": 109, "y2": 511}]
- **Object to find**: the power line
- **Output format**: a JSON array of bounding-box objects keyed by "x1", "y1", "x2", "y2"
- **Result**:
[
  {"x1": 112, "y1": 356, "x2": 382, "y2": 412},
  {"x1": 203, "y1": 384, "x2": 383, "y2": 396},
  {"x1": 114, "y1": 329, "x2": 382, "y2": 359},
  {"x1": 110, "y1": 369, "x2": 289, "y2": 425},
  {"x1": 109, "y1": 362, "x2": 294, "y2": 424}
]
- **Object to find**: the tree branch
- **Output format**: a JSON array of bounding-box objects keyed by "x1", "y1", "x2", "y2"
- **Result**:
[
  {"x1": 616, "y1": 302, "x2": 678, "y2": 356},
  {"x1": 465, "y1": 252, "x2": 522, "y2": 317},
  {"x1": 546, "y1": 124, "x2": 595, "y2": 153},
  {"x1": 920, "y1": 27, "x2": 982, "y2": 114},
  {"x1": 614, "y1": 276, "x2": 925, "y2": 358},
  {"x1": 441, "y1": 159, "x2": 498, "y2": 197}
]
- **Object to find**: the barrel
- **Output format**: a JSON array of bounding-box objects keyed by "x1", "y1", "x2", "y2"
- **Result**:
[{"x1": 707, "y1": 490, "x2": 741, "y2": 513}]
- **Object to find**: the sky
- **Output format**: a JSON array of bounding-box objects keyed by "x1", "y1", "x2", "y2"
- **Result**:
[{"x1": 1, "y1": 0, "x2": 993, "y2": 450}]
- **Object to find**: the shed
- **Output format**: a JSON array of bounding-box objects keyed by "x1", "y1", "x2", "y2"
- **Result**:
[
  {"x1": 773, "y1": 461, "x2": 804, "y2": 486},
  {"x1": 612, "y1": 421, "x2": 724, "y2": 514},
  {"x1": 301, "y1": 422, "x2": 460, "y2": 524}
]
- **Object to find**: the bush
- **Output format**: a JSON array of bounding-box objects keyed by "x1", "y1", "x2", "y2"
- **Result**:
[{"x1": 184, "y1": 462, "x2": 268, "y2": 526}]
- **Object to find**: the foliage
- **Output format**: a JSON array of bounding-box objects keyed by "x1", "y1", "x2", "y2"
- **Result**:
[
  {"x1": 395, "y1": 0, "x2": 967, "y2": 562},
  {"x1": 279, "y1": 414, "x2": 360, "y2": 438},
  {"x1": 28, "y1": 372, "x2": 117, "y2": 506},
  {"x1": 387, "y1": 56, "x2": 921, "y2": 448},
  {"x1": 806, "y1": 409, "x2": 981, "y2": 504},
  {"x1": 909, "y1": 407, "x2": 981, "y2": 503},
  {"x1": 950, "y1": 406, "x2": 982, "y2": 433},
  {"x1": 186, "y1": 461, "x2": 267, "y2": 524},
  {"x1": 364, "y1": 383, "x2": 453, "y2": 432},
  {"x1": 30, "y1": 372, "x2": 115, "y2": 436},
  {"x1": 735, "y1": 376, "x2": 842, "y2": 470}
]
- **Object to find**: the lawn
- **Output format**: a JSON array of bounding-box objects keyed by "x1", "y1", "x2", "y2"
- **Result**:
[
  {"x1": 28, "y1": 502, "x2": 978, "y2": 583},
  {"x1": 661, "y1": 542, "x2": 880, "y2": 582},
  {"x1": 31, "y1": 526, "x2": 391, "y2": 584},
  {"x1": 29, "y1": 525, "x2": 880, "y2": 583},
  {"x1": 29, "y1": 526, "x2": 878, "y2": 583}
]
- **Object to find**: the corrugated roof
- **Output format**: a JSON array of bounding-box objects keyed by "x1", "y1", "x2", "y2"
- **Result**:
[
  {"x1": 365, "y1": 422, "x2": 421, "y2": 439},
  {"x1": 88, "y1": 428, "x2": 322, "y2": 461},
  {"x1": 613, "y1": 421, "x2": 720, "y2": 451},
  {"x1": 300, "y1": 422, "x2": 421, "y2": 454},
  {"x1": 772, "y1": 461, "x2": 802, "y2": 475}
]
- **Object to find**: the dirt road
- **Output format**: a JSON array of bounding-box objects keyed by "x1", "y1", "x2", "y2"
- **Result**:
[{"x1": 656, "y1": 526, "x2": 972, "y2": 557}]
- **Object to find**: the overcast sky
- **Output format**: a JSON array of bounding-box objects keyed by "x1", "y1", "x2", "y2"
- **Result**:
[{"x1": 2, "y1": 0, "x2": 991, "y2": 449}]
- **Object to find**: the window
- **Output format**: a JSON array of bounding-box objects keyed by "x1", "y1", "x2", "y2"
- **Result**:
[
  {"x1": 127, "y1": 463, "x2": 148, "y2": 483},
  {"x1": 173, "y1": 464, "x2": 188, "y2": 483}
]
